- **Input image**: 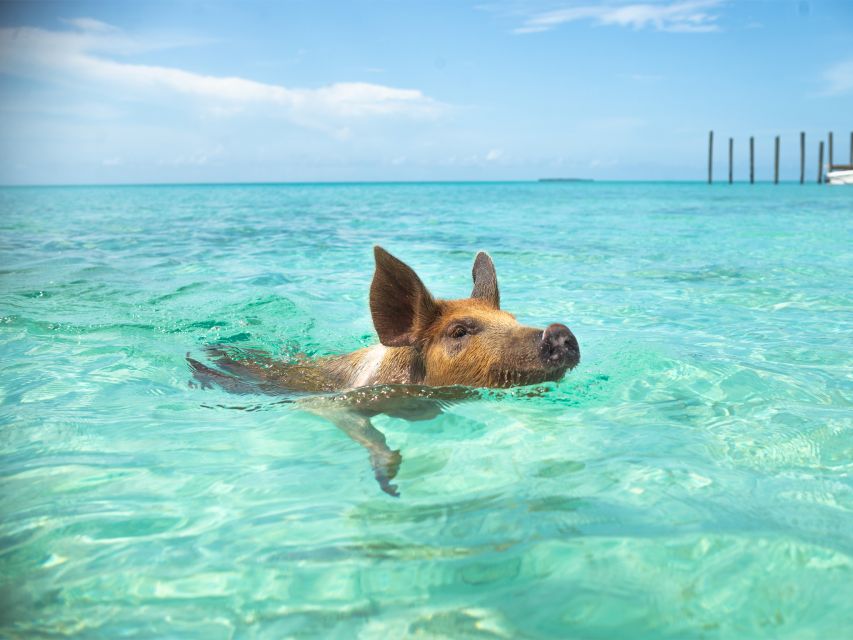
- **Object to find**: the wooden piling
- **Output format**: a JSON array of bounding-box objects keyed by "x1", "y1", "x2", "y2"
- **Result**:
[
  {"x1": 818, "y1": 141, "x2": 824, "y2": 184},
  {"x1": 728, "y1": 138, "x2": 733, "y2": 183},
  {"x1": 799, "y1": 132, "x2": 805, "y2": 184},
  {"x1": 828, "y1": 131, "x2": 833, "y2": 168},
  {"x1": 774, "y1": 136, "x2": 780, "y2": 184},
  {"x1": 708, "y1": 130, "x2": 713, "y2": 184},
  {"x1": 749, "y1": 136, "x2": 754, "y2": 184}
]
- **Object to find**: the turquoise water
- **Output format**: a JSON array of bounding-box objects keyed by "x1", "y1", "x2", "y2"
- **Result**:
[{"x1": 1, "y1": 182, "x2": 851, "y2": 638}]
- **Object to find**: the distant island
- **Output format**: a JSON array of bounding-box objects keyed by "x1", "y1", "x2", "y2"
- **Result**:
[{"x1": 537, "y1": 178, "x2": 594, "y2": 182}]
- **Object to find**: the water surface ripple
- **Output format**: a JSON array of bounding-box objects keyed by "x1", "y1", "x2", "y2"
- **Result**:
[{"x1": 1, "y1": 182, "x2": 852, "y2": 638}]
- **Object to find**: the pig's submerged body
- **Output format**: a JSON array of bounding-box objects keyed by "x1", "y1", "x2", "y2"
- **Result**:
[
  {"x1": 189, "y1": 247, "x2": 580, "y2": 495},
  {"x1": 191, "y1": 344, "x2": 418, "y2": 394}
]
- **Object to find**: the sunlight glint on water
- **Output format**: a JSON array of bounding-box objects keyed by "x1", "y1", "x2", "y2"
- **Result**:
[{"x1": 1, "y1": 182, "x2": 851, "y2": 638}]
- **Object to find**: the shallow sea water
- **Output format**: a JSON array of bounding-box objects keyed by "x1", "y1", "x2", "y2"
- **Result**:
[{"x1": 1, "y1": 182, "x2": 851, "y2": 639}]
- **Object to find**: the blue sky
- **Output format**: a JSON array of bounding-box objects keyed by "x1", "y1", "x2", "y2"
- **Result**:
[{"x1": 0, "y1": 0, "x2": 851, "y2": 184}]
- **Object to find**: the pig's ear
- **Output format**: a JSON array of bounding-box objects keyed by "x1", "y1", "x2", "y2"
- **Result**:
[
  {"x1": 370, "y1": 246, "x2": 438, "y2": 347},
  {"x1": 471, "y1": 252, "x2": 500, "y2": 309}
]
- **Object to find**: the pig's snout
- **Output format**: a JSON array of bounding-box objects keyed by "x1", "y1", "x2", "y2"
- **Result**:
[{"x1": 539, "y1": 323, "x2": 579, "y2": 369}]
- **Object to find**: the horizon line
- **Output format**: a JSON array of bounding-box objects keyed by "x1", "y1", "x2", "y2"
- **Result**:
[{"x1": 0, "y1": 178, "x2": 831, "y2": 188}]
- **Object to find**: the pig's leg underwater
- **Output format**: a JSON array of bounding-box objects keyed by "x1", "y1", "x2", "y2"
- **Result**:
[
  {"x1": 301, "y1": 398, "x2": 403, "y2": 497},
  {"x1": 186, "y1": 349, "x2": 405, "y2": 496}
]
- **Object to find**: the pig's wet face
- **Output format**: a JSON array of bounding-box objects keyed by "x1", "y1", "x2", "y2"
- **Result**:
[
  {"x1": 370, "y1": 247, "x2": 579, "y2": 389},
  {"x1": 419, "y1": 299, "x2": 578, "y2": 387}
]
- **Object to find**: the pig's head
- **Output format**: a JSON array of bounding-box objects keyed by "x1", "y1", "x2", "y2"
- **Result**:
[{"x1": 369, "y1": 246, "x2": 579, "y2": 388}]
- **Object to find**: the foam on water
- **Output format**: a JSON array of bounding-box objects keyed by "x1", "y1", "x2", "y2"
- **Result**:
[{"x1": 1, "y1": 182, "x2": 851, "y2": 638}]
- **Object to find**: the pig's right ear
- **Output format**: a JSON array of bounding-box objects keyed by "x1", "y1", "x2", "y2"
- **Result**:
[
  {"x1": 370, "y1": 246, "x2": 438, "y2": 347},
  {"x1": 471, "y1": 252, "x2": 500, "y2": 309}
]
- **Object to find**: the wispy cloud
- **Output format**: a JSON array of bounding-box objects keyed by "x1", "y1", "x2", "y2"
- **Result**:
[
  {"x1": 821, "y1": 58, "x2": 853, "y2": 96},
  {"x1": 0, "y1": 19, "x2": 445, "y2": 130},
  {"x1": 514, "y1": 0, "x2": 723, "y2": 34},
  {"x1": 60, "y1": 17, "x2": 119, "y2": 33}
]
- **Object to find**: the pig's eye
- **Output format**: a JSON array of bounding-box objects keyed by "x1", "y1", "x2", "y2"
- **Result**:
[{"x1": 449, "y1": 325, "x2": 468, "y2": 339}]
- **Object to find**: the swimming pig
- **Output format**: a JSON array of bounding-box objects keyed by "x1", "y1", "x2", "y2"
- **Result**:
[
  {"x1": 189, "y1": 246, "x2": 579, "y2": 495},
  {"x1": 194, "y1": 247, "x2": 578, "y2": 391}
]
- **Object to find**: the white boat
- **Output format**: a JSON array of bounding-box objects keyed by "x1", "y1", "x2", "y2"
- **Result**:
[{"x1": 826, "y1": 165, "x2": 853, "y2": 185}]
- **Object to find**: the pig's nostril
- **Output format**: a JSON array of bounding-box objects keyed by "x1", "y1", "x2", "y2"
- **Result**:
[{"x1": 539, "y1": 323, "x2": 577, "y2": 367}]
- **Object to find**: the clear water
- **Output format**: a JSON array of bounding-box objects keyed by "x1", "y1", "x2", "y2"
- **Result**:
[{"x1": 1, "y1": 182, "x2": 851, "y2": 639}]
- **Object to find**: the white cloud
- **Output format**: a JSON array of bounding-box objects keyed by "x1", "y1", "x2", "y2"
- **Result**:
[
  {"x1": 61, "y1": 17, "x2": 119, "y2": 33},
  {"x1": 0, "y1": 21, "x2": 445, "y2": 131},
  {"x1": 515, "y1": 1, "x2": 723, "y2": 34},
  {"x1": 485, "y1": 148, "x2": 504, "y2": 161},
  {"x1": 821, "y1": 58, "x2": 853, "y2": 96}
]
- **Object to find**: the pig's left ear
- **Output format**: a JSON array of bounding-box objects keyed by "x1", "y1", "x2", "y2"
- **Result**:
[
  {"x1": 471, "y1": 252, "x2": 500, "y2": 309},
  {"x1": 370, "y1": 246, "x2": 439, "y2": 347}
]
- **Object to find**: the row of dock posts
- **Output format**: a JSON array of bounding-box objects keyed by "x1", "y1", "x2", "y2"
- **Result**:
[{"x1": 707, "y1": 131, "x2": 853, "y2": 183}]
